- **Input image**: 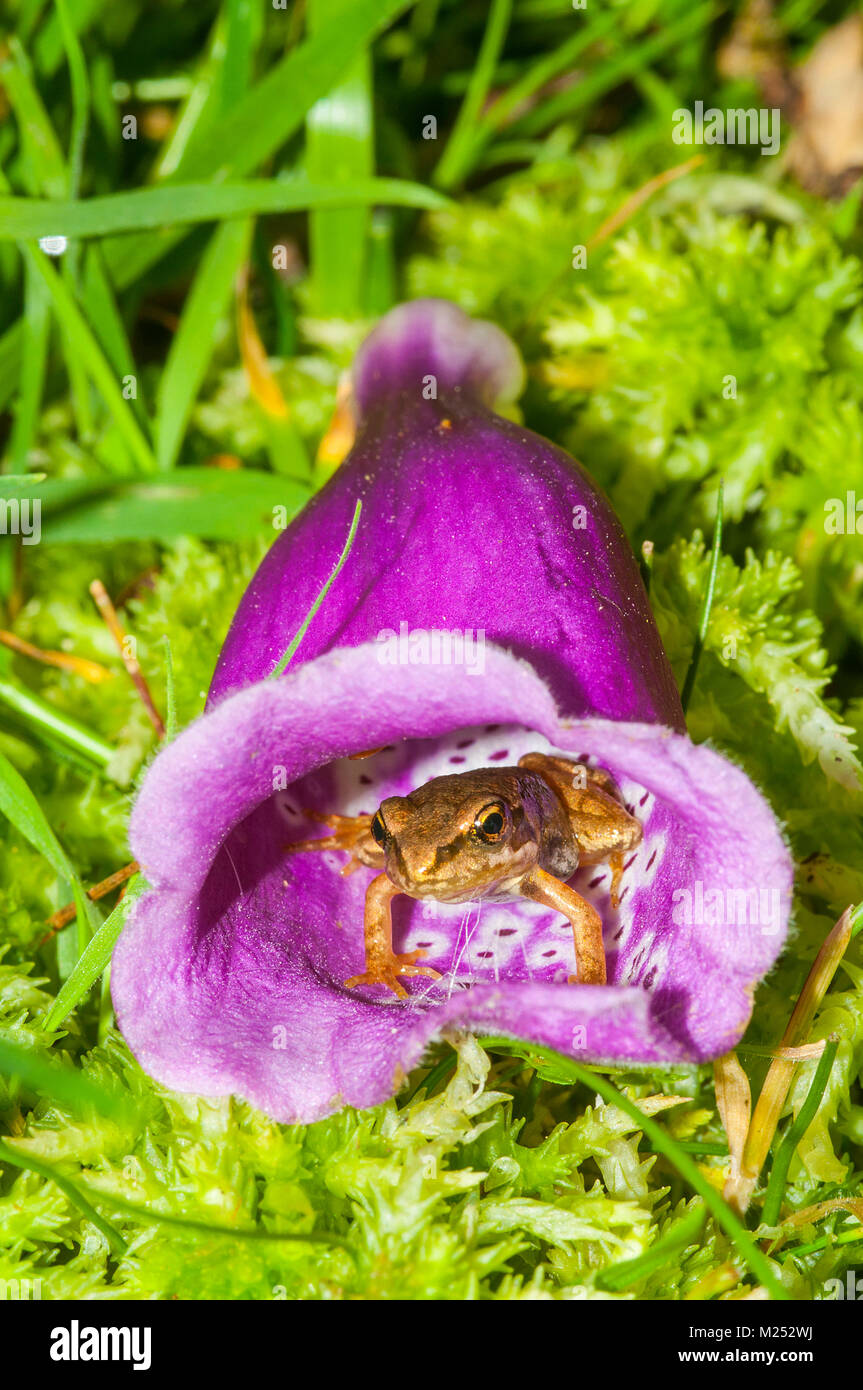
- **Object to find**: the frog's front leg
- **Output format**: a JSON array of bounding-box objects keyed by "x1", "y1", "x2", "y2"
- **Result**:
[
  {"x1": 285, "y1": 809, "x2": 383, "y2": 875},
  {"x1": 520, "y1": 866, "x2": 607, "y2": 985},
  {"x1": 344, "y1": 873, "x2": 442, "y2": 999}
]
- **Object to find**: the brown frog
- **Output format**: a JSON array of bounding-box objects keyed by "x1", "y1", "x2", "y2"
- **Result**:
[{"x1": 287, "y1": 753, "x2": 642, "y2": 998}]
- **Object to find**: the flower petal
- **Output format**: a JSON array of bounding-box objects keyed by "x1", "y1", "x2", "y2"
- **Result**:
[
  {"x1": 211, "y1": 299, "x2": 683, "y2": 729},
  {"x1": 113, "y1": 644, "x2": 791, "y2": 1122}
]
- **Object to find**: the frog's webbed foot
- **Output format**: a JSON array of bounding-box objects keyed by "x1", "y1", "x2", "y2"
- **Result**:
[
  {"x1": 285, "y1": 809, "x2": 380, "y2": 872},
  {"x1": 521, "y1": 866, "x2": 607, "y2": 985},
  {"x1": 345, "y1": 950, "x2": 442, "y2": 1000},
  {"x1": 344, "y1": 871, "x2": 442, "y2": 999}
]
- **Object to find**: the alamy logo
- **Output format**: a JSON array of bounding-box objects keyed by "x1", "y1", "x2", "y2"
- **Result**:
[
  {"x1": 672, "y1": 882, "x2": 782, "y2": 935},
  {"x1": 672, "y1": 101, "x2": 780, "y2": 155},
  {"x1": 50, "y1": 1321, "x2": 152, "y2": 1371},
  {"x1": 824, "y1": 492, "x2": 863, "y2": 534},
  {"x1": 824, "y1": 1271, "x2": 862, "y2": 1300},
  {"x1": 0, "y1": 497, "x2": 41, "y2": 545},
  {"x1": 0, "y1": 1277, "x2": 41, "y2": 1299},
  {"x1": 375, "y1": 622, "x2": 485, "y2": 676}
]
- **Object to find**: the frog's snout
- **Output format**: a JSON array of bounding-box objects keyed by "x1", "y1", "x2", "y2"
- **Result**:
[{"x1": 373, "y1": 795, "x2": 440, "y2": 894}]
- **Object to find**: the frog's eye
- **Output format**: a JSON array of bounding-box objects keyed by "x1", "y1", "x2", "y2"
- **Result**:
[
  {"x1": 370, "y1": 811, "x2": 387, "y2": 847},
  {"x1": 474, "y1": 803, "x2": 507, "y2": 843}
]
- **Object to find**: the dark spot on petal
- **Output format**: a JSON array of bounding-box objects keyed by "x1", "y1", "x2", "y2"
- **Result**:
[
  {"x1": 485, "y1": 724, "x2": 500, "y2": 733},
  {"x1": 646, "y1": 850, "x2": 657, "y2": 870},
  {"x1": 477, "y1": 951, "x2": 493, "y2": 959},
  {"x1": 643, "y1": 967, "x2": 657, "y2": 990},
  {"x1": 359, "y1": 774, "x2": 372, "y2": 785},
  {"x1": 542, "y1": 950, "x2": 556, "y2": 958},
  {"x1": 498, "y1": 927, "x2": 517, "y2": 937},
  {"x1": 489, "y1": 749, "x2": 509, "y2": 761},
  {"x1": 450, "y1": 755, "x2": 466, "y2": 765},
  {"x1": 456, "y1": 738, "x2": 475, "y2": 749},
  {"x1": 639, "y1": 792, "x2": 649, "y2": 807},
  {"x1": 588, "y1": 875, "x2": 603, "y2": 888}
]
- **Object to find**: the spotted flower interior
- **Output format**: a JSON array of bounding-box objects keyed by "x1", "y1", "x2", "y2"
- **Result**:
[{"x1": 281, "y1": 721, "x2": 657, "y2": 992}]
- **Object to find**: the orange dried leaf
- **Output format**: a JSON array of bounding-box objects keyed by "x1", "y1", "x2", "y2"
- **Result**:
[{"x1": 236, "y1": 269, "x2": 290, "y2": 420}]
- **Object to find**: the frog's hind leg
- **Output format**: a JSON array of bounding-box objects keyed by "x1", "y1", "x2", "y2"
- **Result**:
[
  {"x1": 344, "y1": 873, "x2": 442, "y2": 999},
  {"x1": 521, "y1": 866, "x2": 607, "y2": 985},
  {"x1": 519, "y1": 752, "x2": 641, "y2": 909},
  {"x1": 285, "y1": 810, "x2": 383, "y2": 874},
  {"x1": 518, "y1": 752, "x2": 619, "y2": 798}
]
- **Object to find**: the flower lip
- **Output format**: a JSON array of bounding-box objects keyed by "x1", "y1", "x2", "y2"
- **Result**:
[
  {"x1": 114, "y1": 641, "x2": 792, "y2": 1124},
  {"x1": 352, "y1": 297, "x2": 526, "y2": 415}
]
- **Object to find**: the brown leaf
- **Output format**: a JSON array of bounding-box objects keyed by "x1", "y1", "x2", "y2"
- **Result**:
[{"x1": 787, "y1": 15, "x2": 863, "y2": 196}]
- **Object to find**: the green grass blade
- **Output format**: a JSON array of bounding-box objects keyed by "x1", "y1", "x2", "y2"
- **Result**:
[
  {"x1": 596, "y1": 1202, "x2": 707, "y2": 1292},
  {"x1": 0, "y1": 322, "x2": 24, "y2": 415},
  {"x1": 42, "y1": 876, "x2": 144, "y2": 1030},
  {"x1": 270, "y1": 499, "x2": 362, "y2": 677},
  {"x1": 7, "y1": 252, "x2": 51, "y2": 470},
  {"x1": 55, "y1": 0, "x2": 91, "y2": 200},
  {"x1": 515, "y1": 3, "x2": 715, "y2": 138},
  {"x1": 152, "y1": 10, "x2": 226, "y2": 180},
  {"x1": 681, "y1": 478, "x2": 724, "y2": 714},
  {"x1": 80, "y1": 243, "x2": 145, "y2": 427},
  {"x1": 0, "y1": 1039, "x2": 131, "y2": 1119},
  {"x1": 0, "y1": 178, "x2": 449, "y2": 240},
  {"x1": 0, "y1": 469, "x2": 310, "y2": 542},
  {"x1": 453, "y1": 6, "x2": 618, "y2": 179},
  {"x1": 219, "y1": 0, "x2": 262, "y2": 114},
  {"x1": 0, "y1": 678, "x2": 115, "y2": 769},
  {"x1": 155, "y1": 218, "x2": 253, "y2": 471},
  {"x1": 156, "y1": 0, "x2": 262, "y2": 175},
  {"x1": 25, "y1": 247, "x2": 157, "y2": 473},
  {"x1": 73, "y1": 1186, "x2": 355, "y2": 1251},
  {"x1": 0, "y1": 745, "x2": 79, "y2": 881},
  {"x1": 162, "y1": 637, "x2": 178, "y2": 741},
  {"x1": 0, "y1": 745, "x2": 96, "y2": 947},
  {"x1": 0, "y1": 38, "x2": 68, "y2": 197},
  {"x1": 761, "y1": 1038, "x2": 839, "y2": 1228},
  {"x1": 0, "y1": 1139, "x2": 127, "y2": 1252},
  {"x1": 177, "y1": 0, "x2": 415, "y2": 182},
  {"x1": 306, "y1": 0, "x2": 374, "y2": 316},
  {"x1": 433, "y1": 0, "x2": 513, "y2": 190}
]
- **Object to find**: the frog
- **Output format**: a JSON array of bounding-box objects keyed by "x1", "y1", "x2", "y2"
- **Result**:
[{"x1": 286, "y1": 752, "x2": 642, "y2": 999}]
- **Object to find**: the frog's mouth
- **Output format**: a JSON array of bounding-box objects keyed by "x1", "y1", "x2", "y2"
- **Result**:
[{"x1": 111, "y1": 641, "x2": 792, "y2": 1124}]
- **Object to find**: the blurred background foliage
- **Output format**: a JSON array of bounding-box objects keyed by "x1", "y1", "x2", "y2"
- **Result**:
[{"x1": 1, "y1": 0, "x2": 863, "y2": 1300}]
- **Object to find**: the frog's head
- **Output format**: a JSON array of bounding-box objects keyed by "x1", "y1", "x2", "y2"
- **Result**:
[{"x1": 370, "y1": 769, "x2": 542, "y2": 902}]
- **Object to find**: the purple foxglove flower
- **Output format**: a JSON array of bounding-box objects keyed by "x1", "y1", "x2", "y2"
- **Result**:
[{"x1": 112, "y1": 300, "x2": 791, "y2": 1123}]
